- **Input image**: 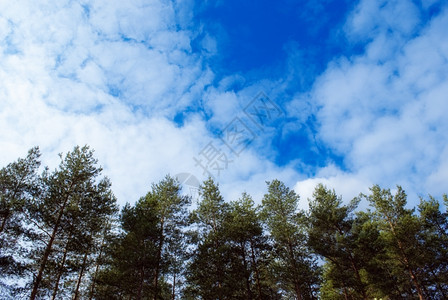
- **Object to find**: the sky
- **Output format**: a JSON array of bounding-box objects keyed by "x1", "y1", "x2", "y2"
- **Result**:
[{"x1": 1, "y1": 0, "x2": 447, "y2": 208}]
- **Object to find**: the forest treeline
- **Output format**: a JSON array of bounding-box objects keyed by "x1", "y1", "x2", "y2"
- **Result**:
[{"x1": 0, "y1": 146, "x2": 447, "y2": 299}]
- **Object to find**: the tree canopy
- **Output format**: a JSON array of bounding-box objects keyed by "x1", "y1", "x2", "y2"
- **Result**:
[{"x1": 0, "y1": 146, "x2": 447, "y2": 299}]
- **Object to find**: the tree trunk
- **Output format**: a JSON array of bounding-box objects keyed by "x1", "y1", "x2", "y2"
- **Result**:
[
  {"x1": 51, "y1": 243, "x2": 69, "y2": 300},
  {"x1": 154, "y1": 218, "x2": 165, "y2": 300},
  {"x1": 386, "y1": 218, "x2": 426, "y2": 300},
  {"x1": 0, "y1": 213, "x2": 9, "y2": 235},
  {"x1": 137, "y1": 266, "x2": 145, "y2": 300},
  {"x1": 171, "y1": 272, "x2": 176, "y2": 300},
  {"x1": 287, "y1": 241, "x2": 302, "y2": 300},
  {"x1": 342, "y1": 286, "x2": 350, "y2": 300},
  {"x1": 250, "y1": 240, "x2": 263, "y2": 300},
  {"x1": 88, "y1": 223, "x2": 109, "y2": 300},
  {"x1": 73, "y1": 251, "x2": 89, "y2": 300},
  {"x1": 30, "y1": 195, "x2": 69, "y2": 300},
  {"x1": 240, "y1": 242, "x2": 252, "y2": 300},
  {"x1": 348, "y1": 253, "x2": 367, "y2": 299},
  {"x1": 88, "y1": 252, "x2": 102, "y2": 300}
]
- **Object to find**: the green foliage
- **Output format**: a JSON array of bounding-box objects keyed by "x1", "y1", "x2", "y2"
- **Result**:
[
  {"x1": 185, "y1": 178, "x2": 232, "y2": 299},
  {"x1": 96, "y1": 175, "x2": 189, "y2": 300},
  {"x1": 308, "y1": 184, "x2": 369, "y2": 299},
  {"x1": 1, "y1": 147, "x2": 448, "y2": 299},
  {"x1": 261, "y1": 180, "x2": 320, "y2": 299},
  {"x1": 0, "y1": 146, "x2": 118, "y2": 299},
  {"x1": 417, "y1": 196, "x2": 448, "y2": 298},
  {"x1": 225, "y1": 193, "x2": 275, "y2": 299},
  {"x1": 363, "y1": 185, "x2": 448, "y2": 299},
  {"x1": 0, "y1": 147, "x2": 41, "y2": 295},
  {"x1": 94, "y1": 201, "x2": 160, "y2": 299}
]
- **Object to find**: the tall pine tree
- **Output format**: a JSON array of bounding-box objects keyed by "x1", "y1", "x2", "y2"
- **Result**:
[
  {"x1": 308, "y1": 184, "x2": 368, "y2": 299},
  {"x1": 365, "y1": 185, "x2": 428, "y2": 300},
  {"x1": 0, "y1": 147, "x2": 41, "y2": 296},
  {"x1": 29, "y1": 146, "x2": 117, "y2": 300},
  {"x1": 261, "y1": 180, "x2": 320, "y2": 299},
  {"x1": 185, "y1": 178, "x2": 232, "y2": 299}
]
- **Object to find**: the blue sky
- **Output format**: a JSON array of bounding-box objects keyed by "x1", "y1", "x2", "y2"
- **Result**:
[
  {"x1": 1, "y1": 0, "x2": 447, "y2": 207},
  {"x1": 195, "y1": 0, "x2": 353, "y2": 76}
]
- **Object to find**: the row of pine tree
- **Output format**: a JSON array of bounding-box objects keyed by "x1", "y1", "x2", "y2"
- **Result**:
[{"x1": 0, "y1": 146, "x2": 447, "y2": 299}]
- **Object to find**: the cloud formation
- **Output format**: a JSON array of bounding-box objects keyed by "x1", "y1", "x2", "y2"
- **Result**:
[
  {"x1": 0, "y1": 0, "x2": 208, "y2": 202},
  {"x1": 294, "y1": 0, "x2": 448, "y2": 201},
  {"x1": 0, "y1": 0, "x2": 300, "y2": 204},
  {"x1": 1, "y1": 0, "x2": 447, "y2": 207}
]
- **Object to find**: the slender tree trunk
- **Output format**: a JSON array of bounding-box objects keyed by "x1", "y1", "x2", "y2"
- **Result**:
[
  {"x1": 287, "y1": 241, "x2": 302, "y2": 300},
  {"x1": 386, "y1": 218, "x2": 426, "y2": 300},
  {"x1": 89, "y1": 223, "x2": 109, "y2": 300},
  {"x1": 30, "y1": 219, "x2": 59, "y2": 300},
  {"x1": 342, "y1": 286, "x2": 350, "y2": 300},
  {"x1": 154, "y1": 218, "x2": 165, "y2": 300},
  {"x1": 338, "y1": 277, "x2": 350, "y2": 300},
  {"x1": 30, "y1": 194, "x2": 70, "y2": 300},
  {"x1": 137, "y1": 266, "x2": 144, "y2": 300},
  {"x1": 171, "y1": 272, "x2": 176, "y2": 300},
  {"x1": 73, "y1": 251, "x2": 89, "y2": 300},
  {"x1": 240, "y1": 242, "x2": 252, "y2": 300},
  {"x1": 88, "y1": 251, "x2": 103, "y2": 300},
  {"x1": 334, "y1": 225, "x2": 368, "y2": 300},
  {"x1": 250, "y1": 240, "x2": 263, "y2": 300},
  {"x1": 348, "y1": 253, "x2": 368, "y2": 299},
  {"x1": 0, "y1": 213, "x2": 9, "y2": 234},
  {"x1": 0, "y1": 181, "x2": 22, "y2": 236},
  {"x1": 51, "y1": 243, "x2": 69, "y2": 300},
  {"x1": 406, "y1": 263, "x2": 426, "y2": 300}
]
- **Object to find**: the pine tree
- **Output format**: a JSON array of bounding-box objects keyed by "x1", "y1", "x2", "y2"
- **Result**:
[
  {"x1": 350, "y1": 210, "x2": 398, "y2": 299},
  {"x1": 0, "y1": 147, "x2": 41, "y2": 295},
  {"x1": 94, "y1": 201, "x2": 160, "y2": 299},
  {"x1": 185, "y1": 178, "x2": 232, "y2": 299},
  {"x1": 366, "y1": 185, "x2": 428, "y2": 300},
  {"x1": 226, "y1": 193, "x2": 275, "y2": 300},
  {"x1": 308, "y1": 184, "x2": 368, "y2": 299},
  {"x1": 149, "y1": 175, "x2": 190, "y2": 300},
  {"x1": 29, "y1": 145, "x2": 117, "y2": 300},
  {"x1": 4, "y1": 146, "x2": 448, "y2": 299},
  {"x1": 261, "y1": 180, "x2": 320, "y2": 299},
  {"x1": 417, "y1": 195, "x2": 448, "y2": 298},
  {"x1": 95, "y1": 175, "x2": 189, "y2": 300}
]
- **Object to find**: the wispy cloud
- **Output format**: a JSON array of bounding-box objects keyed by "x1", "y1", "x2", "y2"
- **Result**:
[
  {"x1": 0, "y1": 0, "x2": 301, "y2": 204},
  {"x1": 1, "y1": 0, "x2": 207, "y2": 202},
  {"x1": 294, "y1": 0, "x2": 448, "y2": 201},
  {"x1": 1, "y1": 0, "x2": 447, "y2": 206}
]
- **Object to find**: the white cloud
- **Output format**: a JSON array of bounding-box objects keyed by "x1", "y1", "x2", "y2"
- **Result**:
[
  {"x1": 298, "y1": 1, "x2": 448, "y2": 202},
  {"x1": 0, "y1": 0, "x2": 212, "y2": 204},
  {"x1": 3, "y1": 0, "x2": 446, "y2": 210},
  {"x1": 0, "y1": 0, "x2": 208, "y2": 114},
  {"x1": 294, "y1": 165, "x2": 371, "y2": 210},
  {"x1": 0, "y1": 0, "x2": 302, "y2": 206},
  {"x1": 345, "y1": 0, "x2": 420, "y2": 40},
  {"x1": 200, "y1": 33, "x2": 218, "y2": 55}
]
